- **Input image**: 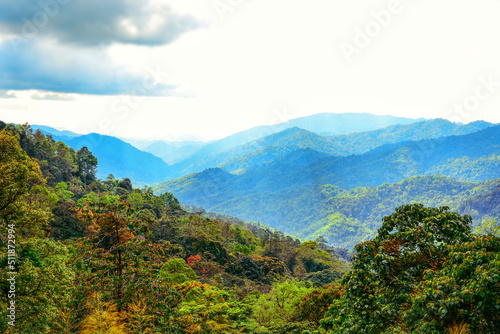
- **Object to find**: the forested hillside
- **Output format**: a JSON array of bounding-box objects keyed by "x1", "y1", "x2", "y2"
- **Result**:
[
  {"x1": 0, "y1": 123, "x2": 347, "y2": 333},
  {"x1": 155, "y1": 125, "x2": 500, "y2": 247},
  {"x1": 197, "y1": 175, "x2": 499, "y2": 249},
  {"x1": 31, "y1": 117, "x2": 493, "y2": 187},
  {"x1": 1, "y1": 122, "x2": 498, "y2": 333}
]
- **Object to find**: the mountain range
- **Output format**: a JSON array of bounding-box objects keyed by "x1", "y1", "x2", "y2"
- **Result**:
[
  {"x1": 27, "y1": 113, "x2": 500, "y2": 247},
  {"x1": 153, "y1": 118, "x2": 500, "y2": 247},
  {"x1": 34, "y1": 113, "x2": 426, "y2": 183},
  {"x1": 51, "y1": 133, "x2": 171, "y2": 184}
]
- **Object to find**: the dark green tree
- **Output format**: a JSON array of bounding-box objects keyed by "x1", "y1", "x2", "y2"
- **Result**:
[
  {"x1": 322, "y1": 204, "x2": 473, "y2": 333},
  {"x1": 76, "y1": 147, "x2": 98, "y2": 186},
  {"x1": 405, "y1": 234, "x2": 500, "y2": 333}
]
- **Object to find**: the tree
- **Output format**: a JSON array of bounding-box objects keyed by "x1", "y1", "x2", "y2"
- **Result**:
[
  {"x1": 77, "y1": 199, "x2": 138, "y2": 310},
  {"x1": 159, "y1": 192, "x2": 181, "y2": 211},
  {"x1": 80, "y1": 293, "x2": 126, "y2": 334},
  {"x1": 322, "y1": 204, "x2": 473, "y2": 334},
  {"x1": 74, "y1": 195, "x2": 185, "y2": 331},
  {"x1": 293, "y1": 284, "x2": 343, "y2": 325},
  {"x1": 117, "y1": 178, "x2": 132, "y2": 192},
  {"x1": 474, "y1": 218, "x2": 500, "y2": 237},
  {"x1": 296, "y1": 241, "x2": 334, "y2": 273},
  {"x1": 0, "y1": 130, "x2": 75, "y2": 333},
  {"x1": 252, "y1": 279, "x2": 313, "y2": 328},
  {"x1": 0, "y1": 130, "x2": 51, "y2": 238},
  {"x1": 76, "y1": 147, "x2": 98, "y2": 186},
  {"x1": 256, "y1": 256, "x2": 288, "y2": 284},
  {"x1": 173, "y1": 281, "x2": 240, "y2": 333},
  {"x1": 103, "y1": 174, "x2": 118, "y2": 192},
  {"x1": 0, "y1": 238, "x2": 74, "y2": 334},
  {"x1": 304, "y1": 269, "x2": 342, "y2": 287},
  {"x1": 158, "y1": 258, "x2": 197, "y2": 285},
  {"x1": 315, "y1": 236, "x2": 328, "y2": 251},
  {"x1": 405, "y1": 235, "x2": 500, "y2": 333}
]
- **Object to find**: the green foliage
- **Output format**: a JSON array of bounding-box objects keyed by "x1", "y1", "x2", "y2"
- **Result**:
[
  {"x1": 233, "y1": 242, "x2": 255, "y2": 255},
  {"x1": 76, "y1": 146, "x2": 98, "y2": 186},
  {"x1": 154, "y1": 125, "x2": 500, "y2": 249},
  {"x1": 304, "y1": 269, "x2": 342, "y2": 287},
  {"x1": 159, "y1": 191, "x2": 181, "y2": 210},
  {"x1": 252, "y1": 279, "x2": 314, "y2": 328},
  {"x1": 255, "y1": 256, "x2": 288, "y2": 284},
  {"x1": 236, "y1": 256, "x2": 263, "y2": 281},
  {"x1": 306, "y1": 212, "x2": 374, "y2": 250},
  {"x1": 429, "y1": 154, "x2": 500, "y2": 182},
  {"x1": 4, "y1": 124, "x2": 80, "y2": 187},
  {"x1": 266, "y1": 321, "x2": 317, "y2": 334},
  {"x1": 474, "y1": 218, "x2": 500, "y2": 237},
  {"x1": 293, "y1": 285, "x2": 343, "y2": 325},
  {"x1": 321, "y1": 204, "x2": 473, "y2": 334},
  {"x1": 3, "y1": 122, "x2": 499, "y2": 333},
  {"x1": 158, "y1": 171, "x2": 500, "y2": 250},
  {"x1": 55, "y1": 182, "x2": 75, "y2": 200},
  {"x1": 405, "y1": 235, "x2": 500, "y2": 333},
  {"x1": 174, "y1": 281, "x2": 244, "y2": 333},
  {"x1": 158, "y1": 258, "x2": 197, "y2": 285},
  {"x1": 0, "y1": 238, "x2": 74, "y2": 334},
  {"x1": 0, "y1": 130, "x2": 52, "y2": 238}
]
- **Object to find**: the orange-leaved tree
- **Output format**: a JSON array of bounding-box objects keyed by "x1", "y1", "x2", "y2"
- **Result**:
[{"x1": 77, "y1": 198, "x2": 139, "y2": 310}]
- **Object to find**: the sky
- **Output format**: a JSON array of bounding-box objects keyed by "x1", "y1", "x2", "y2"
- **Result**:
[{"x1": 1, "y1": 0, "x2": 500, "y2": 141}]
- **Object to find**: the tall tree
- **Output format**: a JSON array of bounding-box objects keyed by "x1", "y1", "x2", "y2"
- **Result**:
[
  {"x1": 322, "y1": 204, "x2": 473, "y2": 334},
  {"x1": 76, "y1": 147, "x2": 98, "y2": 187},
  {"x1": 77, "y1": 199, "x2": 136, "y2": 310},
  {"x1": 0, "y1": 130, "x2": 50, "y2": 238},
  {"x1": 0, "y1": 130, "x2": 73, "y2": 334}
]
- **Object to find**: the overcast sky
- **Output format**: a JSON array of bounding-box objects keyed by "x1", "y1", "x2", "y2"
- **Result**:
[{"x1": 1, "y1": 0, "x2": 500, "y2": 141}]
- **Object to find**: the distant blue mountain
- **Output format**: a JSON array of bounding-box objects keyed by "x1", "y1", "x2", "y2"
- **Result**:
[
  {"x1": 277, "y1": 112, "x2": 426, "y2": 136},
  {"x1": 142, "y1": 140, "x2": 207, "y2": 165},
  {"x1": 32, "y1": 125, "x2": 81, "y2": 139},
  {"x1": 53, "y1": 133, "x2": 170, "y2": 184},
  {"x1": 154, "y1": 124, "x2": 500, "y2": 232},
  {"x1": 157, "y1": 113, "x2": 425, "y2": 178},
  {"x1": 162, "y1": 118, "x2": 492, "y2": 178}
]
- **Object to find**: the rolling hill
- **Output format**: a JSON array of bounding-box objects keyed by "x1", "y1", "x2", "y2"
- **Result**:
[
  {"x1": 149, "y1": 113, "x2": 426, "y2": 177},
  {"x1": 154, "y1": 124, "x2": 500, "y2": 246},
  {"x1": 168, "y1": 119, "x2": 493, "y2": 176}
]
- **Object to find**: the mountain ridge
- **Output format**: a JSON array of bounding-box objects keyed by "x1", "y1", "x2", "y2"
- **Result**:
[
  {"x1": 53, "y1": 132, "x2": 171, "y2": 184},
  {"x1": 154, "y1": 124, "x2": 500, "y2": 240}
]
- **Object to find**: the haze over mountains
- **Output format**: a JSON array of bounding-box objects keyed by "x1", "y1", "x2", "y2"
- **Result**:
[
  {"x1": 154, "y1": 122, "x2": 500, "y2": 245},
  {"x1": 34, "y1": 112, "x2": 426, "y2": 182},
  {"x1": 30, "y1": 112, "x2": 500, "y2": 247},
  {"x1": 166, "y1": 118, "x2": 492, "y2": 177}
]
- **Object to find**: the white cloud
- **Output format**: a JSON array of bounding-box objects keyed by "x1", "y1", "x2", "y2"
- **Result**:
[
  {"x1": 0, "y1": 89, "x2": 17, "y2": 98},
  {"x1": 30, "y1": 91, "x2": 75, "y2": 101},
  {"x1": 1, "y1": 0, "x2": 500, "y2": 140}
]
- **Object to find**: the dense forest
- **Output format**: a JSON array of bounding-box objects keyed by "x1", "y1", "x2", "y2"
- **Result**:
[
  {"x1": 155, "y1": 122, "x2": 500, "y2": 250},
  {"x1": 0, "y1": 123, "x2": 499, "y2": 333}
]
